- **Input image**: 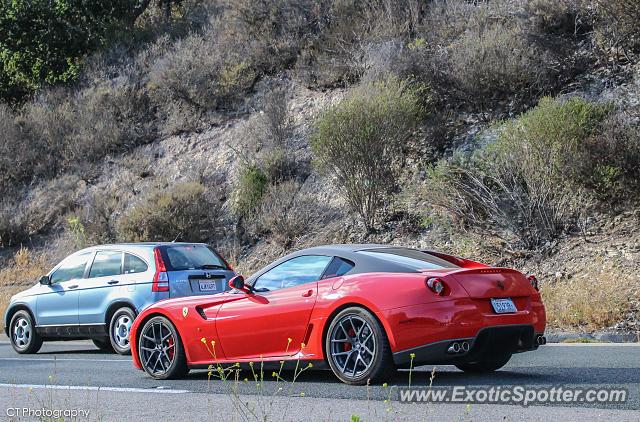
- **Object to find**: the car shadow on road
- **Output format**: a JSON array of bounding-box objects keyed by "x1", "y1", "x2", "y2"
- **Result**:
[
  {"x1": 37, "y1": 349, "x2": 115, "y2": 355},
  {"x1": 182, "y1": 365, "x2": 640, "y2": 387}
]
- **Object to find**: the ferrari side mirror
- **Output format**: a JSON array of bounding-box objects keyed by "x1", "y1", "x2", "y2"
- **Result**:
[
  {"x1": 229, "y1": 275, "x2": 250, "y2": 293},
  {"x1": 39, "y1": 275, "x2": 51, "y2": 285}
]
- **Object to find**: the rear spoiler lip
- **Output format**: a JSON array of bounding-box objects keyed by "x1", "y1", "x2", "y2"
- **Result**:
[
  {"x1": 446, "y1": 267, "x2": 522, "y2": 275},
  {"x1": 422, "y1": 250, "x2": 490, "y2": 269},
  {"x1": 418, "y1": 267, "x2": 522, "y2": 276}
]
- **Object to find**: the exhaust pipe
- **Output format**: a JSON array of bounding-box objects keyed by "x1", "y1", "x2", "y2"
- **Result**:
[
  {"x1": 536, "y1": 335, "x2": 547, "y2": 346},
  {"x1": 447, "y1": 342, "x2": 461, "y2": 354},
  {"x1": 461, "y1": 341, "x2": 470, "y2": 352}
]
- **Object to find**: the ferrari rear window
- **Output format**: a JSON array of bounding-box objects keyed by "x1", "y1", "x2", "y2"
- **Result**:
[{"x1": 358, "y1": 248, "x2": 459, "y2": 270}]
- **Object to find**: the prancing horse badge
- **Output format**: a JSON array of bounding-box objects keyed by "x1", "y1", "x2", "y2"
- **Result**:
[{"x1": 182, "y1": 307, "x2": 188, "y2": 318}]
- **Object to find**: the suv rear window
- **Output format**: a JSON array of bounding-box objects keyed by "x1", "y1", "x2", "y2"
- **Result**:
[
  {"x1": 358, "y1": 248, "x2": 459, "y2": 270},
  {"x1": 124, "y1": 253, "x2": 148, "y2": 274},
  {"x1": 160, "y1": 244, "x2": 228, "y2": 271}
]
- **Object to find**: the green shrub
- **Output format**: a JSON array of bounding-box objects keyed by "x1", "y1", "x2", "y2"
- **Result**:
[
  {"x1": 296, "y1": 0, "x2": 421, "y2": 88},
  {"x1": 76, "y1": 191, "x2": 125, "y2": 245},
  {"x1": 231, "y1": 166, "x2": 268, "y2": 220},
  {"x1": 0, "y1": 200, "x2": 30, "y2": 247},
  {"x1": 0, "y1": 104, "x2": 44, "y2": 193},
  {"x1": 311, "y1": 76, "x2": 427, "y2": 230},
  {"x1": 221, "y1": 0, "x2": 320, "y2": 72},
  {"x1": 117, "y1": 182, "x2": 219, "y2": 242},
  {"x1": 245, "y1": 85, "x2": 301, "y2": 183},
  {"x1": 421, "y1": 0, "x2": 567, "y2": 110},
  {"x1": 593, "y1": 0, "x2": 640, "y2": 60},
  {"x1": 585, "y1": 110, "x2": 640, "y2": 200},
  {"x1": 0, "y1": 0, "x2": 144, "y2": 102},
  {"x1": 0, "y1": 175, "x2": 83, "y2": 247},
  {"x1": 257, "y1": 181, "x2": 323, "y2": 249},
  {"x1": 16, "y1": 69, "x2": 155, "y2": 179},
  {"x1": 24, "y1": 175, "x2": 83, "y2": 235},
  {"x1": 427, "y1": 97, "x2": 611, "y2": 249},
  {"x1": 524, "y1": 0, "x2": 585, "y2": 35},
  {"x1": 445, "y1": 25, "x2": 554, "y2": 108},
  {"x1": 148, "y1": 23, "x2": 258, "y2": 133},
  {"x1": 152, "y1": 34, "x2": 255, "y2": 111}
]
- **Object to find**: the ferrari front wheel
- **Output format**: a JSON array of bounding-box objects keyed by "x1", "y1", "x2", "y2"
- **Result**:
[
  {"x1": 138, "y1": 316, "x2": 188, "y2": 380},
  {"x1": 325, "y1": 307, "x2": 395, "y2": 385}
]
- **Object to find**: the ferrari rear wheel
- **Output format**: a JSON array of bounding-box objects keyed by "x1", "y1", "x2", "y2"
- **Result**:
[
  {"x1": 138, "y1": 316, "x2": 188, "y2": 380},
  {"x1": 454, "y1": 353, "x2": 512, "y2": 373},
  {"x1": 325, "y1": 307, "x2": 395, "y2": 385}
]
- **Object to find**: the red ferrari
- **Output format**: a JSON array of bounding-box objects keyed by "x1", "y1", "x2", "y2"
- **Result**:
[{"x1": 130, "y1": 245, "x2": 546, "y2": 385}]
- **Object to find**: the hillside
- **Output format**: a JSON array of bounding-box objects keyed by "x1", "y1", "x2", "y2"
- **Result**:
[{"x1": 1, "y1": 0, "x2": 639, "y2": 334}]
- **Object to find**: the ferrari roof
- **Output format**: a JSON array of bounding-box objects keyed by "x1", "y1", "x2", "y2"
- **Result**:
[
  {"x1": 245, "y1": 244, "x2": 458, "y2": 282},
  {"x1": 300, "y1": 244, "x2": 396, "y2": 253}
]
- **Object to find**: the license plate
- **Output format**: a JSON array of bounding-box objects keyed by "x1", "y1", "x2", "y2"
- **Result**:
[
  {"x1": 491, "y1": 298, "x2": 517, "y2": 314},
  {"x1": 198, "y1": 280, "x2": 218, "y2": 292}
]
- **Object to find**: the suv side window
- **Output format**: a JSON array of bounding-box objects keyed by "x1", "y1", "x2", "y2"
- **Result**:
[
  {"x1": 123, "y1": 253, "x2": 148, "y2": 274},
  {"x1": 89, "y1": 251, "x2": 122, "y2": 278},
  {"x1": 50, "y1": 252, "x2": 92, "y2": 284},
  {"x1": 253, "y1": 255, "x2": 332, "y2": 292}
]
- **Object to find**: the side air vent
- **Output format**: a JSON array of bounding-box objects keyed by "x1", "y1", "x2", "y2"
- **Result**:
[{"x1": 196, "y1": 306, "x2": 207, "y2": 320}]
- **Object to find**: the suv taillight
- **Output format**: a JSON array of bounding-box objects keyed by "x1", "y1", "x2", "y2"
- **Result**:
[{"x1": 152, "y1": 247, "x2": 169, "y2": 292}]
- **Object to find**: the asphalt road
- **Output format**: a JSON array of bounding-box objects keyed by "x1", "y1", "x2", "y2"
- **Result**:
[{"x1": 0, "y1": 336, "x2": 639, "y2": 421}]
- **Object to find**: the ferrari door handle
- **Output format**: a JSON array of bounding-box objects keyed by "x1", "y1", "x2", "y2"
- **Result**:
[
  {"x1": 108, "y1": 280, "x2": 120, "y2": 285},
  {"x1": 302, "y1": 290, "x2": 313, "y2": 297},
  {"x1": 68, "y1": 285, "x2": 79, "y2": 289}
]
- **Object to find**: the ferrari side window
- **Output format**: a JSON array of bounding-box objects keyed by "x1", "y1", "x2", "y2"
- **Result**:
[
  {"x1": 321, "y1": 257, "x2": 355, "y2": 280},
  {"x1": 254, "y1": 255, "x2": 332, "y2": 292}
]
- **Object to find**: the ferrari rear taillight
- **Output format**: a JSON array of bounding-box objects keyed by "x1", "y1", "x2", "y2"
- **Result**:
[
  {"x1": 152, "y1": 247, "x2": 169, "y2": 292},
  {"x1": 426, "y1": 277, "x2": 445, "y2": 295},
  {"x1": 527, "y1": 275, "x2": 539, "y2": 291}
]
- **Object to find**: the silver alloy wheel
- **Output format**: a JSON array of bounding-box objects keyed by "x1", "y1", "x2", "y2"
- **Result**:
[
  {"x1": 113, "y1": 314, "x2": 133, "y2": 349},
  {"x1": 329, "y1": 315, "x2": 376, "y2": 378},
  {"x1": 12, "y1": 317, "x2": 31, "y2": 349},
  {"x1": 139, "y1": 321, "x2": 176, "y2": 376}
]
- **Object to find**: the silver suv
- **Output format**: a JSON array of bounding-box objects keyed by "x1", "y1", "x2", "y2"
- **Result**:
[{"x1": 4, "y1": 243, "x2": 235, "y2": 355}]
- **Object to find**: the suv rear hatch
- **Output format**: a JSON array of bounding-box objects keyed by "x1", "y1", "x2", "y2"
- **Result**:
[{"x1": 156, "y1": 244, "x2": 235, "y2": 297}]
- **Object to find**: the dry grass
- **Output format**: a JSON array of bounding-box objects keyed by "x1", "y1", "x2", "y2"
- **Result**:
[
  {"x1": 541, "y1": 269, "x2": 639, "y2": 330},
  {"x1": 0, "y1": 248, "x2": 54, "y2": 329}
]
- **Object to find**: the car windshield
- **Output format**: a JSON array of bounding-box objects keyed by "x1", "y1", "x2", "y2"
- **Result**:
[
  {"x1": 160, "y1": 245, "x2": 228, "y2": 271},
  {"x1": 357, "y1": 248, "x2": 459, "y2": 270}
]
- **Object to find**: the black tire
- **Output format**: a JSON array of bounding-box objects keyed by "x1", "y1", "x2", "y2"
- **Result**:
[
  {"x1": 9, "y1": 310, "x2": 43, "y2": 354},
  {"x1": 109, "y1": 307, "x2": 136, "y2": 355},
  {"x1": 455, "y1": 353, "x2": 512, "y2": 373},
  {"x1": 92, "y1": 338, "x2": 115, "y2": 353},
  {"x1": 325, "y1": 306, "x2": 396, "y2": 385},
  {"x1": 138, "y1": 316, "x2": 188, "y2": 380}
]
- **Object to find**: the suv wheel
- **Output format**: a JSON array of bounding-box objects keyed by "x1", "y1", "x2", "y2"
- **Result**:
[
  {"x1": 9, "y1": 310, "x2": 43, "y2": 354},
  {"x1": 109, "y1": 307, "x2": 135, "y2": 355}
]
